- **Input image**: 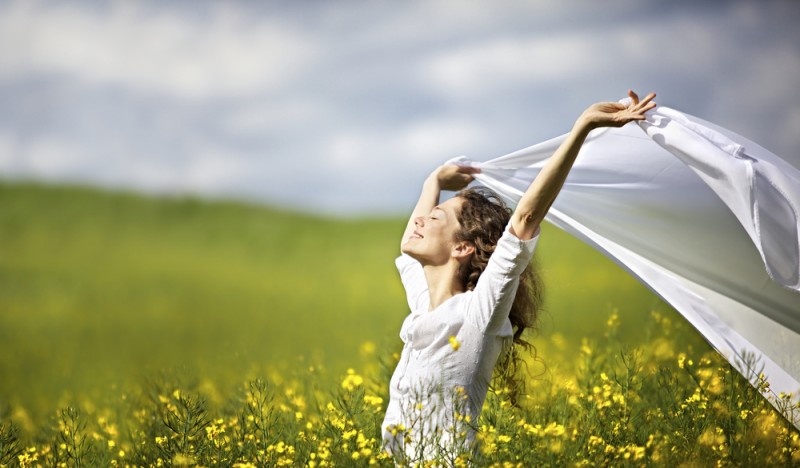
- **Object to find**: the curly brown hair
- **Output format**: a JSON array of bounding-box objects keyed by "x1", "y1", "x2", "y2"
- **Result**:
[{"x1": 454, "y1": 187, "x2": 544, "y2": 406}]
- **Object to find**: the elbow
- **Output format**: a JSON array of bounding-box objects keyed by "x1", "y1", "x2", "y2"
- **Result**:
[
  {"x1": 510, "y1": 212, "x2": 542, "y2": 240},
  {"x1": 513, "y1": 210, "x2": 542, "y2": 228}
]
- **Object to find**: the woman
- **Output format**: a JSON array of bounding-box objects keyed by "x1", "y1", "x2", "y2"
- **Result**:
[{"x1": 382, "y1": 90, "x2": 657, "y2": 463}]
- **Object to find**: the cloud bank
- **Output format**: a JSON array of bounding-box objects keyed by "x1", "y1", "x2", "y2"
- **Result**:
[{"x1": 1, "y1": 0, "x2": 798, "y2": 215}]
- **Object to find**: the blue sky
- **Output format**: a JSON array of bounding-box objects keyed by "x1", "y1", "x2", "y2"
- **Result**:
[{"x1": 1, "y1": 0, "x2": 798, "y2": 215}]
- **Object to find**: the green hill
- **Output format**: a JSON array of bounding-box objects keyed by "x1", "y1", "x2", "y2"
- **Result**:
[{"x1": 0, "y1": 181, "x2": 677, "y2": 419}]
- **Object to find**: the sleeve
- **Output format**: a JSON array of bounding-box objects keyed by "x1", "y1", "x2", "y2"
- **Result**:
[
  {"x1": 395, "y1": 254, "x2": 430, "y2": 313},
  {"x1": 465, "y1": 223, "x2": 539, "y2": 335}
]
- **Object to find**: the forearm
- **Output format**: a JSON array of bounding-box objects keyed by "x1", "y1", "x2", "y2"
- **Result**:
[
  {"x1": 510, "y1": 90, "x2": 656, "y2": 240},
  {"x1": 511, "y1": 119, "x2": 592, "y2": 239}
]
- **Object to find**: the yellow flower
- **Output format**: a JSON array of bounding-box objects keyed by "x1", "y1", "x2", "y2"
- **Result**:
[
  {"x1": 17, "y1": 450, "x2": 39, "y2": 468},
  {"x1": 588, "y1": 435, "x2": 604, "y2": 447},
  {"x1": 388, "y1": 423, "x2": 407, "y2": 436},
  {"x1": 698, "y1": 426, "x2": 726, "y2": 446},
  {"x1": 341, "y1": 369, "x2": 364, "y2": 390},
  {"x1": 580, "y1": 338, "x2": 592, "y2": 356},
  {"x1": 523, "y1": 423, "x2": 540, "y2": 436},
  {"x1": 544, "y1": 422, "x2": 566, "y2": 437},
  {"x1": 606, "y1": 311, "x2": 619, "y2": 328},
  {"x1": 364, "y1": 395, "x2": 383, "y2": 408},
  {"x1": 550, "y1": 440, "x2": 563, "y2": 453},
  {"x1": 360, "y1": 341, "x2": 376, "y2": 356},
  {"x1": 449, "y1": 336, "x2": 461, "y2": 351},
  {"x1": 677, "y1": 353, "x2": 687, "y2": 369}
]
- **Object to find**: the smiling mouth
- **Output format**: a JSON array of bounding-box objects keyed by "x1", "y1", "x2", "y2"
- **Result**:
[{"x1": 411, "y1": 231, "x2": 424, "y2": 239}]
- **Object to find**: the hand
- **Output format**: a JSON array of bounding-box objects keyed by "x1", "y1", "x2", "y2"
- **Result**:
[
  {"x1": 577, "y1": 90, "x2": 657, "y2": 131},
  {"x1": 432, "y1": 164, "x2": 480, "y2": 191}
]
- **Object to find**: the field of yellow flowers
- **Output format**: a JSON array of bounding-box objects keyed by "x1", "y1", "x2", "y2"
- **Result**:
[
  {"x1": 1, "y1": 182, "x2": 798, "y2": 466},
  {"x1": 3, "y1": 310, "x2": 798, "y2": 466}
]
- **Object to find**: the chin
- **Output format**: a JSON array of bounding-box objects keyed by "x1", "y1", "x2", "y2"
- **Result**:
[
  {"x1": 401, "y1": 242, "x2": 424, "y2": 261},
  {"x1": 400, "y1": 242, "x2": 415, "y2": 256}
]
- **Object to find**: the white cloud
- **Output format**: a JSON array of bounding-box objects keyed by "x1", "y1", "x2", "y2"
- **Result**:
[
  {"x1": 396, "y1": 118, "x2": 489, "y2": 163},
  {"x1": 0, "y1": 1, "x2": 317, "y2": 99},
  {"x1": 419, "y1": 17, "x2": 739, "y2": 102},
  {"x1": 321, "y1": 116, "x2": 489, "y2": 170},
  {"x1": 183, "y1": 150, "x2": 253, "y2": 192},
  {"x1": 223, "y1": 99, "x2": 320, "y2": 136},
  {"x1": 23, "y1": 137, "x2": 95, "y2": 177},
  {"x1": 422, "y1": 34, "x2": 598, "y2": 98}
]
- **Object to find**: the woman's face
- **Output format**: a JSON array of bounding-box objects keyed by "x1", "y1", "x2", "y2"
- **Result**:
[{"x1": 402, "y1": 196, "x2": 464, "y2": 266}]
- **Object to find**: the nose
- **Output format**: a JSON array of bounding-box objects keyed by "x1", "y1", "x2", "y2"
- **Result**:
[{"x1": 414, "y1": 216, "x2": 424, "y2": 227}]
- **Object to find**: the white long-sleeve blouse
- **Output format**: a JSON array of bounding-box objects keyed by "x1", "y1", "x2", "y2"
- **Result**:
[{"x1": 382, "y1": 223, "x2": 539, "y2": 459}]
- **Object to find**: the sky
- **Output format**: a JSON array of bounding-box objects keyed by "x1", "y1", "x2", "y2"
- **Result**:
[{"x1": 1, "y1": 0, "x2": 799, "y2": 216}]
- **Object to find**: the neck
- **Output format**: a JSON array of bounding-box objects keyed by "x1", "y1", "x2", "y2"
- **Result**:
[{"x1": 423, "y1": 260, "x2": 466, "y2": 311}]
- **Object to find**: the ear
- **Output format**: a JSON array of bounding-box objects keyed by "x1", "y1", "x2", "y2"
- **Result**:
[{"x1": 451, "y1": 241, "x2": 475, "y2": 260}]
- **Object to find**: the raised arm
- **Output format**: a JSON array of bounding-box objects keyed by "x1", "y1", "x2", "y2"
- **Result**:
[
  {"x1": 400, "y1": 165, "x2": 479, "y2": 250},
  {"x1": 510, "y1": 90, "x2": 657, "y2": 240}
]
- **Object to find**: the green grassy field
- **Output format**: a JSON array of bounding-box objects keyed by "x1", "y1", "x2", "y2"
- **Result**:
[
  {"x1": 0, "y1": 182, "x2": 404, "y2": 413},
  {"x1": 1, "y1": 181, "x2": 797, "y2": 466}
]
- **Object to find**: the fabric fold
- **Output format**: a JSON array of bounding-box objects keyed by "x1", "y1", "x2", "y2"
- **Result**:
[{"x1": 448, "y1": 104, "x2": 800, "y2": 429}]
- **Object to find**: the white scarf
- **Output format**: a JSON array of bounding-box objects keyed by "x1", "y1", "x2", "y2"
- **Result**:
[{"x1": 450, "y1": 102, "x2": 800, "y2": 429}]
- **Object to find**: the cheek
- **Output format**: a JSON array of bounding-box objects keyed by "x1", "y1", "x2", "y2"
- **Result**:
[{"x1": 433, "y1": 225, "x2": 459, "y2": 249}]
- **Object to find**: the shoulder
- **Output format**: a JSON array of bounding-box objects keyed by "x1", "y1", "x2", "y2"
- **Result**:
[
  {"x1": 496, "y1": 222, "x2": 540, "y2": 261},
  {"x1": 395, "y1": 253, "x2": 420, "y2": 273},
  {"x1": 476, "y1": 222, "x2": 540, "y2": 279}
]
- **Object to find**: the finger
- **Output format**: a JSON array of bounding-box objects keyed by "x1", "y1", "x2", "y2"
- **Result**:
[
  {"x1": 630, "y1": 96, "x2": 656, "y2": 115},
  {"x1": 629, "y1": 102, "x2": 657, "y2": 120},
  {"x1": 457, "y1": 165, "x2": 481, "y2": 174},
  {"x1": 636, "y1": 92, "x2": 656, "y2": 109},
  {"x1": 633, "y1": 101, "x2": 657, "y2": 116},
  {"x1": 628, "y1": 89, "x2": 639, "y2": 105}
]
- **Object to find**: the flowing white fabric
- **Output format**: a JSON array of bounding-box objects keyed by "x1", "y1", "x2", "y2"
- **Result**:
[{"x1": 449, "y1": 103, "x2": 800, "y2": 429}]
